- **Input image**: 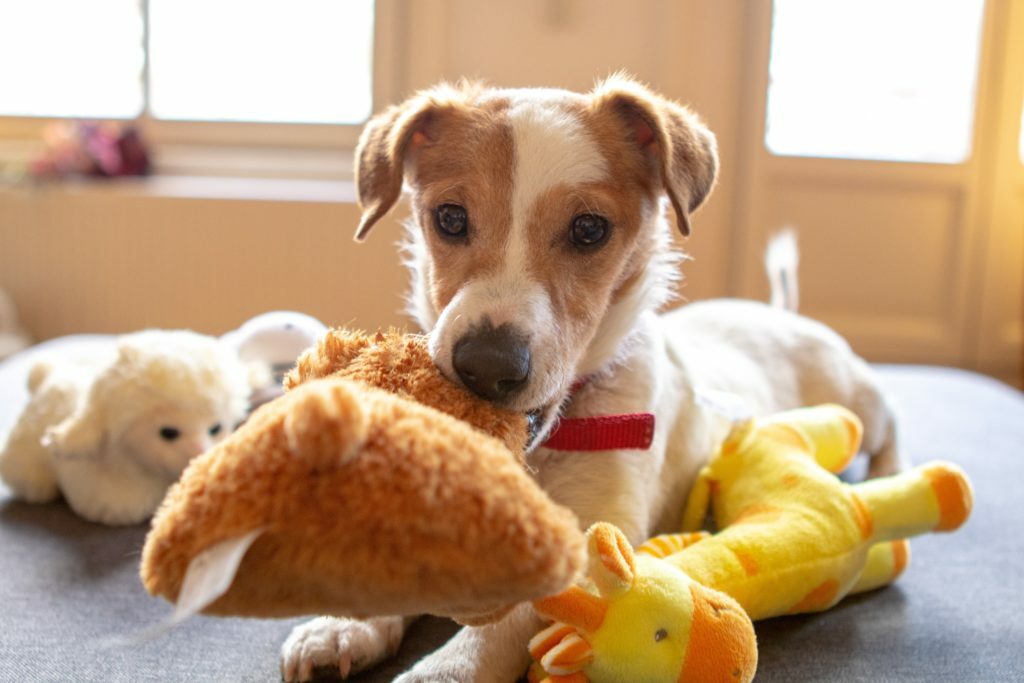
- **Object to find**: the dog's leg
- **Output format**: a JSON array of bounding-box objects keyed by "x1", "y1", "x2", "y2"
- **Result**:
[
  {"x1": 280, "y1": 615, "x2": 412, "y2": 682},
  {"x1": 844, "y1": 357, "x2": 907, "y2": 478},
  {"x1": 393, "y1": 603, "x2": 541, "y2": 683},
  {"x1": 866, "y1": 411, "x2": 904, "y2": 478}
]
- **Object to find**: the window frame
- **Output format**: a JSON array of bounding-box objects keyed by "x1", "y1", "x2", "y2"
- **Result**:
[{"x1": 0, "y1": 0, "x2": 404, "y2": 179}]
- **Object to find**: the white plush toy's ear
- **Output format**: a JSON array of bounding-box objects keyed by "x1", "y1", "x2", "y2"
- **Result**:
[{"x1": 44, "y1": 403, "x2": 107, "y2": 460}]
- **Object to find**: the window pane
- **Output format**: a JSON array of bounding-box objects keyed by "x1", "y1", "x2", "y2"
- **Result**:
[
  {"x1": 765, "y1": 0, "x2": 986, "y2": 164},
  {"x1": 148, "y1": 0, "x2": 374, "y2": 124},
  {"x1": 0, "y1": 0, "x2": 144, "y2": 118}
]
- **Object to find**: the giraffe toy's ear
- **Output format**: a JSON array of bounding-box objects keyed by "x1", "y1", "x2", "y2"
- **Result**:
[
  {"x1": 531, "y1": 524, "x2": 634, "y2": 635},
  {"x1": 586, "y1": 523, "x2": 636, "y2": 599}
]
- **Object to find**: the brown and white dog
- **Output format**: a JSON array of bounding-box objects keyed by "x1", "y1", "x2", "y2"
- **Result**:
[{"x1": 280, "y1": 75, "x2": 902, "y2": 682}]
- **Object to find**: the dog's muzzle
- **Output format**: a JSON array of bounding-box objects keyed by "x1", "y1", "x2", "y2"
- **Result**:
[{"x1": 452, "y1": 323, "x2": 531, "y2": 404}]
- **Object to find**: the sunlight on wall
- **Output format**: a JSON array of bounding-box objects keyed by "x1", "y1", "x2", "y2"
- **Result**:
[{"x1": 765, "y1": 0, "x2": 986, "y2": 164}]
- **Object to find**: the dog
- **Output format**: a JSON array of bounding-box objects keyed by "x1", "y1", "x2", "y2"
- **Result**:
[{"x1": 280, "y1": 75, "x2": 902, "y2": 682}]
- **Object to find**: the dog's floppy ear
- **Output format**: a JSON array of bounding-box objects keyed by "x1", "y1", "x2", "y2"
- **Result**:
[
  {"x1": 590, "y1": 75, "x2": 718, "y2": 236},
  {"x1": 354, "y1": 99, "x2": 433, "y2": 241},
  {"x1": 354, "y1": 83, "x2": 480, "y2": 241}
]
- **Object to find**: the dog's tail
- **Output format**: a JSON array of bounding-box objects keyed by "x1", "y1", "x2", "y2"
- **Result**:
[{"x1": 765, "y1": 229, "x2": 799, "y2": 313}]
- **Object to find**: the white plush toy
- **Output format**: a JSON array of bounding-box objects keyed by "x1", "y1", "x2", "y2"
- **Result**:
[
  {"x1": 221, "y1": 311, "x2": 327, "y2": 409},
  {"x1": 0, "y1": 330, "x2": 252, "y2": 525}
]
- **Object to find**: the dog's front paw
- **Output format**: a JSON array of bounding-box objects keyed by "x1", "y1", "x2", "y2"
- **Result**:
[{"x1": 280, "y1": 616, "x2": 404, "y2": 682}]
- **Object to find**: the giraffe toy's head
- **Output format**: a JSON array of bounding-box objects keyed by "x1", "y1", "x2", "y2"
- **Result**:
[{"x1": 530, "y1": 523, "x2": 757, "y2": 683}]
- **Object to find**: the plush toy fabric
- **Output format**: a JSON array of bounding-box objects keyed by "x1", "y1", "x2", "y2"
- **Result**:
[
  {"x1": 140, "y1": 330, "x2": 585, "y2": 625},
  {"x1": 221, "y1": 310, "x2": 328, "y2": 409},
  {"x1": 665, "y1": 404, "x2": 973, "y2": 621},
  {"x1": 530, "y1": 523, "x2": 757, "y2": 683},
  {"x1": 0, "y1": 330, "x2": 252, "y2": 525},
  {"x1": 530, "y1": 404, "x2": 973, "y2": 682}
]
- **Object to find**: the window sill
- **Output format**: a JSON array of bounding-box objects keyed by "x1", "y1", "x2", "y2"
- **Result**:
[
  {"x1": 0, "y1": 138, "x2": 359, "y2": 203},
  {"x1": 1, "y1": 174, "x2": 358, "y2": 205}
]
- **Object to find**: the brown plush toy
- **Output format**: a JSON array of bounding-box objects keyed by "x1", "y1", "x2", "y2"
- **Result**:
[{"x1": 140, "y1": 330, "x2": 585, "y2": 625}]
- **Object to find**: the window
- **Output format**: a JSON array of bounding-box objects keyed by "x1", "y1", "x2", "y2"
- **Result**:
[
  {"x1": 765, "y1": 0, "x2": 986, "y2": 164},
  {"x1": 0, "y1": 0, "x2": 375, "y2": 126},
  {"x1": 0, "y1": 0, "x2": 144, "y2": 119}
]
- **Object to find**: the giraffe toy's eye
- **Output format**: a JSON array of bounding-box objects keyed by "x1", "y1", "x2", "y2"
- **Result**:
[{"x1": 655, "y1": 628, "x2": 668, "y2": 642}]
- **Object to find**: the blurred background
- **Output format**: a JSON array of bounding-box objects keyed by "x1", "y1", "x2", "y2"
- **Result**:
[{"x1": 0, "y1": 0, "x2": 1021, "y2": 385}]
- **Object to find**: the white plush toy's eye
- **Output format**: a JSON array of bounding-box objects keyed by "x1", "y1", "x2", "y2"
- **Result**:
[
  {"x1": 208, "y1": 423, "x2": 222, "y2": 437},
  {"x1": 159, "y1": 426, "x2": 181, "y2": 441}
]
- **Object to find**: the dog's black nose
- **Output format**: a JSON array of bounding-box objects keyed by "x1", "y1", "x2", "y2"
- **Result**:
[{"x1": 453, "y1": 324, "x2": 531, "y2": 403}]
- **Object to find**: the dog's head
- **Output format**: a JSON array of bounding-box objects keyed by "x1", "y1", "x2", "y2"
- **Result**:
[{"x1": 354, "y1": 75, "x2": 717, "y2": 442}]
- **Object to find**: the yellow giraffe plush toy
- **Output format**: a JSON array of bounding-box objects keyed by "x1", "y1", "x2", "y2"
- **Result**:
[
  {"x1": 530, "y1": 523, "x2": 758, "y2": 683},
  {"x1": 530, "y1": 404, "x2": 973, "y2": 682}
]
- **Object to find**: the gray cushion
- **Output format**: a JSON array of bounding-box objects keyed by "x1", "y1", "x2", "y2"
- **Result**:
[{"x1": 0, "y1": 360, "x2": 1020, "y2": 682}]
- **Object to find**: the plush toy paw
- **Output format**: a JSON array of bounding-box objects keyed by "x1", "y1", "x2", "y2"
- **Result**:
[
  {"x1": 280, "y1": 616, "x2": 405, "y2": 682},
  {"x1": 0, "y1": 455, "x2": 59, "y2": 503}
]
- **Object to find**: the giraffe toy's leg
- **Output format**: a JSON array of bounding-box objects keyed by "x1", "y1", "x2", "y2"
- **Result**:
[
  {"x1": 851, "y1": 462, "x2": 973, "y2": 543},
  {"x1": 848, "y1": 539, "x2": 911, "y2": 595},
  {"x1": 637, "y1": 532, "x2": 711, "y2": 559}
]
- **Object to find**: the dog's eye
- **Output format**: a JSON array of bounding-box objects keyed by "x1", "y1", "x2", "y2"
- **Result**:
[
  {"x1": 435, "y1": 204, "x2": 468, "y2": 239},
  {"x1": 570, "y1": 214, "x2": 609, "y2": 248},
  {"x1": 208, "y1": 423, "x2": 222, "y2": 437},
  {"x1": 159, "y1": 426, "x2": 181, "y2": 441}
]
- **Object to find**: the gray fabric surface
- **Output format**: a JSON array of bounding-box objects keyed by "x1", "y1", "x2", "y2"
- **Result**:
[{"x1": 0, "y1": 358, "x2": 1021, "y2": 682}]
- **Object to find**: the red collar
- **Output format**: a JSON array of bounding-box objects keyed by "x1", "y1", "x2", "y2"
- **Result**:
[{"x1": 540, "y1": 377, "x2": 655, "y2": 452}]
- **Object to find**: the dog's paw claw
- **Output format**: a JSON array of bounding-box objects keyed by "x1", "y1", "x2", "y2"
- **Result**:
[{"x1": 280, "y1": 616, "x2": 403, "y2": 682}]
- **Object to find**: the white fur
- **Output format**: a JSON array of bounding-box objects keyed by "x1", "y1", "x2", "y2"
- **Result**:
[
  {"x1": 576, "y1": 199, "x2": 683, "y2": 377},
  {"x1": 284, "y1": 86, "x2": 903, "y2": 682},
  {"x1": 0, "y1": 330, "x2": 252, "y2": 525},
  {"x1": 400, "y1": 218, "x2": 438, "y2": 333},
  {"x1": 505, "y1": 92, "x2": 608, "y2": 275}
]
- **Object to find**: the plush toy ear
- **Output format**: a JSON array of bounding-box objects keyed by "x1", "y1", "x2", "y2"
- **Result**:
[
  {"x1": 586, "y1": 522, "x2": 636, "y2": 599},
  {"x1": 589, "y1": 74, "x2": 718, "y2": 236},
  {"x1": 45, "y1": 403, "x2": 106, "y2": 460},
  {"x1": 354, "y1": 82, "x2": 479, "y2": 241}
]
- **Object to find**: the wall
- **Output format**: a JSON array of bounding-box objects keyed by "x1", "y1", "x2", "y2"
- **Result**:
[
  {"x1": 0, "y1": 0, "x2": 1020, "y2": 385},
  {"x1": 0, "y1": 181, "x2": 409, "y2": 337}
]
